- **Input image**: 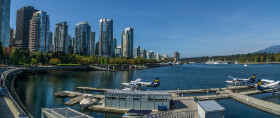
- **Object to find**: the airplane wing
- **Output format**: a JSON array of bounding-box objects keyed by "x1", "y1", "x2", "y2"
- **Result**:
[
  {"x1": 228, "y1": 76, "x2": 245, "y2": 81},
  {"x1": 137, "y1": 82, "x2": 151, "y2": 86},
  {"x1": 135, "y1": 78, "x2": 142, "y2": 83},
  {"x1": 227, "y1": 76, "x2": 235, "y2": 79},
  {"x1": 128, "y1": 78, "x2": 142, "y2": 85},
  {"x1": 261, "y1": 79, "x2": 275, "y2": 84}
]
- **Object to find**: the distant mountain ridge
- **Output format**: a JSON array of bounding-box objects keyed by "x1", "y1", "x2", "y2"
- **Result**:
[{"x1": 256, "y1": 45, "x2": 280, "y2": 54}]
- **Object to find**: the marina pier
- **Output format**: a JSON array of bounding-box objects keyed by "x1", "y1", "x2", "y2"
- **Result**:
[{"x1": 54, "y1": 86, "x2": 280, "y2": 117}]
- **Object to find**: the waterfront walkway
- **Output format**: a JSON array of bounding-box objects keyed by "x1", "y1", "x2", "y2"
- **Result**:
[
  {"x1": 0, "y1": 68, "x2": 22, "y2": 118},
  {"x1": 0, "y1": 96, "x2": 14, "y2": 118}
]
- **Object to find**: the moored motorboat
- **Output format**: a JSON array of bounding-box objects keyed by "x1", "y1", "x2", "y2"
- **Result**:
[{"x1": 80, "y1": 95, "x2": 97, "y2": 108}]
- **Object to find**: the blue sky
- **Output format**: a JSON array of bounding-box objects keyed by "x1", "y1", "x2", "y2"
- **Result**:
[{"x1": 10, "y1": 0, "x2": 280, "y2": 57}]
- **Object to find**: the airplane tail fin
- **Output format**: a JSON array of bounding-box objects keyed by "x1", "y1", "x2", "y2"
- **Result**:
[
  {"x1": 150, "y1": 77, "x2": 160, "y2": 88},
  {"x1": 257, "y1": 79, "x2": 263, "y2": 91},
  {"x1": 249, "y1": 74, "x2": 256, "y2": 83}
]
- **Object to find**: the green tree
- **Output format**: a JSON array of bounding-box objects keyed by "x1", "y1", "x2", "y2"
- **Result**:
[
  {"x1": 10, "y1": 47, "x2": 20, "y2": 64},
  {"x1": 31, "y1": 58, "x2": 38, "y2": 65},
  {"x1": 104, "y1": 57, "x2": 108, "y2": 65},
  {"x1": 49, "y1": 58, "x2": 61, "y2": 65},
  {"x1": 254, "y1": 56, "x2": 260, "y2": 62},
  {"x1": 260, "y1": 56, "x2": 265, "y2": 62}
]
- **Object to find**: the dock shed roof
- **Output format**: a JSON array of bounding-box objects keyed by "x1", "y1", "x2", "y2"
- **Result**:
[
  {"x1": 42, "y1": 107, "x2": 93, "y2": 118},
  {"x1": 197, "y1": 100, "x2": 225, "y2": 112}
]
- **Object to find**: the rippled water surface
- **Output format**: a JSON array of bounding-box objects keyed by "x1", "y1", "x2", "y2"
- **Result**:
[{"x1": 15, "y1": 64, "x2": 280, "y2": 118}]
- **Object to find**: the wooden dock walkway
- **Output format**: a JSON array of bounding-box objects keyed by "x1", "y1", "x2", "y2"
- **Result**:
[
  {"x1": 56, "y1": 86, "x2": 280, "y2": 116},
  {"x1": 54, "y1": 91, "x2": 105, "y2": 106},
  {"x1": 76, "y1": 87, "x2": 111, "y2": 92},
  {"x1": 175, "y1": 89, "x2": 280, "y2": 117},
  {"x1": 231, "y1": 93, "x2": 280, "y2": 116}
]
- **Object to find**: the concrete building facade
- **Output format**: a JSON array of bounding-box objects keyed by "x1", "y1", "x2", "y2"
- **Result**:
[
  {"x1": 174, "y1": 52, "x2": 180, "y2": 62},
  {"x1": 134, "y1": 46, "x2": 141, "y2": 58},
  {"x1": 114, "y1": 45, "x2": 122, "y2": 57},
  {"x1": 15, "y1": 6, "x2": 38, "y2": 49},
  {"x1": 28, "y1": 11, "x2": 50, "y2": 53},
  {"x1": 53, "y1": 22, "x2": 68, "y2": 52},
  {"x1": 99, "y1": 19, "x2": 113, "y2": 57},
  {"x1": 140, "y1": 49, "x2": 147, "y2": 59},
  {"x1": 89, "y1": 31, "x2": 95, "y2": 56},
  {"x1": 121, "y1": 27, "x2": 133, "y2": 58},
  {"x1": 74, "y1": 21, "x2": 91, "y2": 55},
  {"x1": 146, "y1": 51, "x2": 154, "y2": 59}
]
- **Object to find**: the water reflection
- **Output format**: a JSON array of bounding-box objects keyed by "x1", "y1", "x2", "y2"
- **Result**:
[{"x1": 15, "y1": 64, "x2": 280, "y2": 118}]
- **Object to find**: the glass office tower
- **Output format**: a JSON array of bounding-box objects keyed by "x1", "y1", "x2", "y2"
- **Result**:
[{"x1": 0, "y1": 0, "x2": 11, "y2": 47}]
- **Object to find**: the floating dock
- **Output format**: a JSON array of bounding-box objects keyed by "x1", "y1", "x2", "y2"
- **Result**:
[
  {"x1": 76, "y1": 87, "x2": 111, "y2": 92},
  {"x1": 54, "y1": 86, "x2": 280, "y2": 117},
  {"x1": 54, "y1": 91, "x2": 104, "y2": 106}
]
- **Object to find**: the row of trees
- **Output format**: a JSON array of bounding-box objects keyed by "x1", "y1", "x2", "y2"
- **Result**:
[
  {"x1": 0, "y1": 47, "x2": 158, "y2": 66},
  {"x1": 181, "y1": 52, "x2": 280, "y2": 63}
]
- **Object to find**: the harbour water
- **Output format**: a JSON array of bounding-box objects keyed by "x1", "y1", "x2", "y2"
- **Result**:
[{"x1": 15, "y1": 64, "x2": 280, "y2": 118}]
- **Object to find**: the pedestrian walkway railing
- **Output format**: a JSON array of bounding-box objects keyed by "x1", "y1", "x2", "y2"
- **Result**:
[
  {"x1": 3, "y1": 85, "x2": 28, "y2": 117},
  {"x1": 143, "y1": 111, "x2": 194, "y2": 118},
  {"x1": 1, "y1": 69, "x2": 29, "y2": 118}
]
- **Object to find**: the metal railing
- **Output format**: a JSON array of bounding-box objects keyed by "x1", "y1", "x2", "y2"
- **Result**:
[
  {"x1": 3, "y1": 85, "x2": 28, "y2": 116},
  {"x1": 1, "y1": 69, "x2": 29, "y2": 117},
  {"x1": 143, "y1": 111, "x2": 194, "y2": 118}
]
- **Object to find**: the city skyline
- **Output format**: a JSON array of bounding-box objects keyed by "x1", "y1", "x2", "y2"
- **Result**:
[{"x1": 10, "y1": 0, "x2": 280, "y2": 57}]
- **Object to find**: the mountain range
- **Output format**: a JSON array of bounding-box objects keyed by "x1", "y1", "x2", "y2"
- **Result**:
[{"x1": 256, "y1": 45, "x2": 280, "y2": 54}]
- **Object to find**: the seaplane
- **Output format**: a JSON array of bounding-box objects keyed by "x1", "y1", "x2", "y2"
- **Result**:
[
  {"x1": 225, "y1": 74, "x2": 256, "y2": 86},
  {"x1": 257, "y1": 79, "x2": 280, "y2": 92},
  {"x1": 122, "y1": 78, "x2": 160, "y2": 90}
]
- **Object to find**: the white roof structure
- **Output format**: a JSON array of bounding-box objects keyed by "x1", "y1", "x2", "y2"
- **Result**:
[
  {"x1": 41, "y1": 107, "x2": 93, "y2": 118},
  {"x1": 76, "y1": 21, "x2": 89, "y2": 26},
  {"x1": 197, "y1": 100, "x2": 225, "y2": 112}
]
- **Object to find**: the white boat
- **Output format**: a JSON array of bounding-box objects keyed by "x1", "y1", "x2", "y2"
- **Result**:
[
  {"x1": 80, "y1": 95, "x2": 97, "y2": 108},
  {"x1": 244, "y1": 64, "x2": 248, "y2": 67},
  {"x1": 206, "y1": 60, "x2": 215, "y2": 64}
]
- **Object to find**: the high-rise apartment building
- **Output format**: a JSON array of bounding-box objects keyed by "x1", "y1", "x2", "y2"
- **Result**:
[
  {"x1": 163, "y1": 54, "x2": 168, "y2": 58},
  {"x1": 99, "y1": 19, "x2": 113, "y2": 57},
  {"x1": 10, "y1": 28, "x2": 14, "y2": 46},
  {"x1": 114, "y1": 45, "x2": 122, "y2": 57},
  {"x1": 0, "y1": 0, "x2": 11, "y2": 47},
  {"x1": 95, "y1": 41, "x2": 99, "y2": 56},
  {"x1": 134, "y1": 46, "x2": 140, "y2": 58},
  {"x1": 146, "y1": 51, "x2": 154, "y2": 59},
  {"x1": 174, "y1": 52, "x2": 180, "y2": 62},
  {"x1": 15, "y1": 6, "x2": 38, "y2": 49},
  {"x1": 53, "y1": 22, "x2": 68, "y2": 52},
  {"x1": 66, "y1": 35, "x2": 74, "y2": 54},
  {"x1": 155, "y1": 53, "x2": 161, "y2": 60},
  {"x1": 89, "y1": 31, "x2": 95, "y2": 56},
  {"x1": 112, "y1": 37, "x2": 117, "y2": 56},
  {"x1": 74, "y1": 21, "x2": 91, "y2": 55},
  {"x1": 121, "y1": 27, "x2": 133, "y2": 58},
  {"x1": 48, "y1": 31, "x2": 53, "y2": 52},
  {"x1": 140, "y1": 49, "x2": 147, "y2": 59},
  {"x1": 29, "y1": 11, "x2": 50, "y2": 53}
]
